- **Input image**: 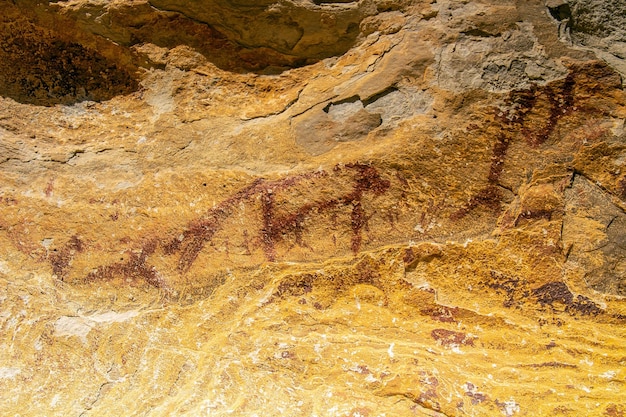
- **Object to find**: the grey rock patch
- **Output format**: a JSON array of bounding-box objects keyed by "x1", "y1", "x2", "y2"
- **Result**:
[
  {"x1": 563, "y1": 175, "x2": 626, "y2": 297},
  {"x1": 434, "y1": 22, "x2": 568, "y2": 92},
  {"x1": 365, "y1": 87, "x2": 433, "y2": 128},
  {"x1": 327, "y1": 99, "x2": 364, "y2": 122},
  {"x1": 546, "y1": 0, "x2": 626, "y2": 84},
  {"x1": 293, "y1": 100, "x2": 382, "y2": 155}
]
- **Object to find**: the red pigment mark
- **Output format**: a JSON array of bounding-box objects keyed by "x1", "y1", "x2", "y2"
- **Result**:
[
  {"x1": 274, "y1": 274, "x2": 316, "y2": 298},
  {"x1": 49, "y1": 235, "x2": 84, "y2": 280},
  {"x1": 350, "y1": 408, "x2": 371, "y2": 417},
  {"x1": 44, "y1": 178, "x2": 54, "y2": 197},
  {"x1": 513, "y1": 208, "x2": 555, "y2": 226},
  {"x1": 61, "y1": 164, "x2": 390, "y2": 290},
  {"x1": 431, "y1": 329, "x2": 475, "y2": 347},
  {"x1": 484, "y1": 270, "x2": 524, "y2": 308},
  {"x1": 522, "y1": 73, "x2": 575, "y2": 147},
  {"x1": 260, "y1": 189, "x2": 277, "y2": 260},
  {"x1": 524, "y1": 362, "x2": 577, "y2": 369},
  {"x1": 533, "y1": 281, "x2": 603, "y2": 316},
  {"x1": 261, "y1": 163, "x2": 389, "y2": 259},
  {"x1": 406, "y1": 374, "x2": 440, "y2": 412},
  {"x1": 451, "y1": 184, "x2": 502, "y2": 220},
  {"x1": 451, "y1": 70, "x2": 577, "y2": 220},
  {"x1": 167, "y1": 170, "x2": 332, "y2": 270},
  {"x1": 354, "y1": 365, "x2": 370, "y2": 375},
  {"x1": 495, "y1": 399, "x2": 520, "y2": 416},
  {"x1": 464, "y1": 382, "x2": 488, "y2": 405},
  {"x1": 403, "y1": 247, "x2": 417, "y2": 264},
  {"x1": 164, "y1": 177, "x2": 268, "y2": 271},
  {"x1": 345, "y1": 163, "x2": 391, "y2": 252},
  {"x1": 86, "y1": 239, "x2": 168, "y2": 290},
  {"x1": 241, "y1": 230, "x2": 252, "y2": 255},
  {"x1": 167, "y1": 163, "x2": 388, "y2": 269},
  {"x1": 420, "y1": 306, "x2": 458, "y2": 323}
]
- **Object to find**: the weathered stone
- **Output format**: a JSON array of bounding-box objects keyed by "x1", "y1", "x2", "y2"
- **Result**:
[{"x1": 1, "y1": 0, "x2": 625, "y2": 416}]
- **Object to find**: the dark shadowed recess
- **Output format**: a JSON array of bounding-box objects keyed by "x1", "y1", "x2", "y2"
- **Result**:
[
  {"x1": 546, "y1": 0, "x2": 626, "y2": 44},
  {"x1": 0, "y1": 14, "x2": 138, "y2": 106},
  {"x1": 0, "y1": 0, "x2": 367, "y2": 106}
]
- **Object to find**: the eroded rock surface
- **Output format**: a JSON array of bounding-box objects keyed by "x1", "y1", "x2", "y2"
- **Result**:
[{"x1": 1, "y1": 0, "x2": 625, "y2": 416}]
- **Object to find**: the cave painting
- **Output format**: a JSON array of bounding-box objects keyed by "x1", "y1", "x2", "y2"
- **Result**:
[{"x1": 50, "y1": 163, "x2": 391, "y2": 290}]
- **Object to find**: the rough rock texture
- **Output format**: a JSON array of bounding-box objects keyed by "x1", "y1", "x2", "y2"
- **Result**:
[{"x1": 1, "y1": 0, "x2": 625, "y2": 416}]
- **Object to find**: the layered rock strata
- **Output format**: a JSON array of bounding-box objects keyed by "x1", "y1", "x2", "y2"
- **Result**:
[{"x1": 0, "y1": 0, "x2": 625, "y2": 416}]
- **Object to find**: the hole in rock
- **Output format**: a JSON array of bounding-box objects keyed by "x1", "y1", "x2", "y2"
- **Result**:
[{"x1": 547, "y1": 3, "x2": 572, "y2": 22}]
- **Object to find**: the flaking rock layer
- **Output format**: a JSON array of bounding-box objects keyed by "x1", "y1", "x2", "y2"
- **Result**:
[{"x1": 1, "y1": 0, "x2": 625, "y2": 416}]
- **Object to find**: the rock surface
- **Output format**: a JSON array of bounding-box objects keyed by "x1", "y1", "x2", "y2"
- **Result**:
[{"x1": 0, "y1": 0, "x2": 625, "y2": 416}]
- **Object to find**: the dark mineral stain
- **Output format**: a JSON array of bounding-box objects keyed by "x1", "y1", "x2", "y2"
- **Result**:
[
  {"x1": 533, "y1": 281, "x2": 603, "y2": 316},
  {"x1": 0, "y1": 195, "x2": 18, "y2": 205},
  {"x1": 534, "y1": 281, "x2": 574, "y2": 305},
  {"x1": 274, "y1": 274, "x2": 316, "y2": 298}
]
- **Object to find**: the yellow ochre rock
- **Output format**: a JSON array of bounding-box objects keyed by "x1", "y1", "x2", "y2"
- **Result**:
[{"x1": 0, "y1": 0, "x2": 625, "y2": 415}]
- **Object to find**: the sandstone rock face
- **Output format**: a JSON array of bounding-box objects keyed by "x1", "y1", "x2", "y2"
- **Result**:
[{"x1": 1, "y1": 0, "x2": 625, "y2": 416}]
